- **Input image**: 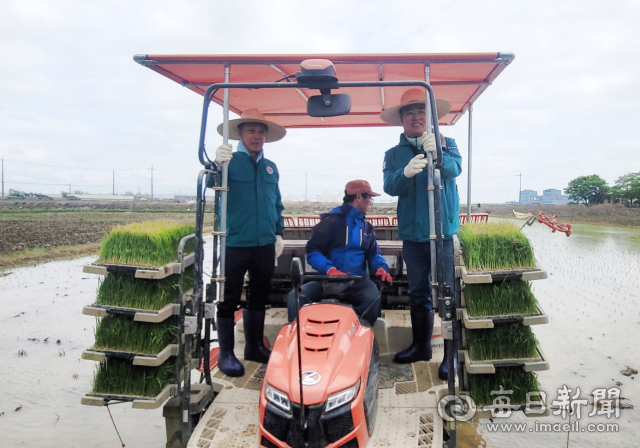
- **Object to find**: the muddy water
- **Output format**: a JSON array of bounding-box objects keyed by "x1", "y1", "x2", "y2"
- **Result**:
[
  {"x1": 1, "y1": 225, "x2": 639, "y2": 447},
  {"x1": 0, "y1": 256, "x2": 167, "y2": 447}
]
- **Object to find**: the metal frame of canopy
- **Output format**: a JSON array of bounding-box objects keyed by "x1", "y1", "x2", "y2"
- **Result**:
[
  {"x1": 135, "y1": 52, "x2": 515, "y2": 221},
  {"x1": 134, "y1": 53, "x2": 515, "y2": 447}
]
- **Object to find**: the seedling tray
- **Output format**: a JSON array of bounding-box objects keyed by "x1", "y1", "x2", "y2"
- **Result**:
[
  {"x1": 459, "y1": 370, "x2": 550, "y2": 419},
  {"x1": 462, "y1": 344, "x2": 549, "y2": 374},
  {"x1": 459, "y1": 303, "x2": 549, "y2": 329},
  {"x1": 82, "y1": 344, "x2": 179, "y2": 367},
  {"x1": 83, "y1": 252, "x2": 195, "y2": 279},
  {"x1": 81, "y1": 384, "x2": 178, "y2": 409},
  {"x1": 83, "y1": 302, "x2": 180, "y2": 323},
  {"x1": 459, "y1": 259, "x2": 547, "y2": 284}
]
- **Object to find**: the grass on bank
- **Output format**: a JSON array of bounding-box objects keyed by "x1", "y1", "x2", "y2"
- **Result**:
[
  {"x1": 98, "y1": 221, "x2": 196, "y2": 267},
  {"x1": 468, "y1": 367, "x2": 539, "y2": 406},
  {"x1": 466, "y1": 324, "x2": 538, "y2": 361},
  {"x1": 94, "y1": 316, "x2": 179, "y2": 354},
  {"x1": 464, "y1": 281, "x2": 539, "y2": 317},
  {"x1": 458, "y1": 222, "x2": 536, "y2": 272},
  {"x1": 92, "y1": 358, "x2": 175, "y2": 397},
  {"x1": 96, "y1": 266, "x2": 195, "y2": 310}
]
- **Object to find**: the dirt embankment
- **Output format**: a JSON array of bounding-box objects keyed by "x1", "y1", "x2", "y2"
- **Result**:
[
  {"x1": 1, "y1": 220, "x2": 110, "y2": 253},
  {"x1": 0, "y1": 199, "x2": 206, "y2": 212},
  {"x1": 0, "y1": 204, "x2": 200, "y2": 269},
  {"x1": 460, "y1": 203, "x2": 640, "y2": 228}
]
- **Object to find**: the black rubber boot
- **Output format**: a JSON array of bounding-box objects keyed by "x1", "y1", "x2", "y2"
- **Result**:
[
  {"x1": 243, "y1": 309, "x2": 272, "y2": 364},
  {"x1": 394, "y1": 308, "x2": 434, "y2": 364},
  {"x1": 438, "y1": 339, "x2": 456, "y2": 381},
  {"x1": 216, "y1": 317, "x2": 244, "y2": 377}
]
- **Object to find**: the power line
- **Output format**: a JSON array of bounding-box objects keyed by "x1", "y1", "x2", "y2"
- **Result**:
[
  {"x1": 2, "y1": 158, "x2": 196, "y2": 175},
  {"x1": 4, "y1": 158, "x2": 120, "y2": 171},
  {"x1": 149, "y1": 165, "x2": 155, "y2": 200},
  {"x1": 5, "y1": 181, "x2": 112, "y2": 186}
]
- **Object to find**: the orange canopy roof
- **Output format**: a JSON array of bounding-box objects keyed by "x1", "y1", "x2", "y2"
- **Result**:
[{"x1": 134, "y1": 53, "x2": 514, "y2": 128}]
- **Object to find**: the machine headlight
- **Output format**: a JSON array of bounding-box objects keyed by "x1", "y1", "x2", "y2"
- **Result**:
[
  {"x1": 325, "y1": 379, "x2": 360, "y2": 413},
  {"x1": 265, "y1": 383, "x2": 291, "y2": 412}
]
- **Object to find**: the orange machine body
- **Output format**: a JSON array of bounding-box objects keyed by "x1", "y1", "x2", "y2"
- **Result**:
[{"x1": 259, "y1": 303, "x2": 378, "y2": 448}]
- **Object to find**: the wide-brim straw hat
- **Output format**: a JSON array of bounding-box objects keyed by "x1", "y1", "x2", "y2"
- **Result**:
[
  {"x1": 216, "y1": 108, "x2": 287, "y2": 143},
  {"x1": 380, "y1": 89, "x2": 451, "y2": 126}
]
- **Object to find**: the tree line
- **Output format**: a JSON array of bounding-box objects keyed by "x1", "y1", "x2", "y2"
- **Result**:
[{"x1": 566, "y1": 172, "x2": 640, "y2": 207}]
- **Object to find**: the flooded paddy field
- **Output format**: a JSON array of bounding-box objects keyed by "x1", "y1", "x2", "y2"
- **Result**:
[
  {"x1": 0, "y1": 256, "x2": 168, "y2": 447},
  {"x1": 1, "y1": 223, "x2": 639, "y2": 447},
  {"x1": 466, "y1": 220, "x2": 640, "y2": 447}
]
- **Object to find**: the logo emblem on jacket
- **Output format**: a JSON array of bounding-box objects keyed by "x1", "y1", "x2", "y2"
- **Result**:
[
  {"x1": 266, "y1": 166, "x2": 274, "y2": 175},
  {"x1": 301, "y1": 371, "x2": 321, "y2": 386}
]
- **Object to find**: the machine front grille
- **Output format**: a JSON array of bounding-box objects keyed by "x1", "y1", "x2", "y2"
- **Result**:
[
  {"x1": 263, "y1": 407, "x2": 290, "y2": 442},
  {"x1": 324, "y1": 408, "x2": 355, "y2": 443},
  {"x1": 263, "y1": 401, "x2": 356, "y2": 448}
]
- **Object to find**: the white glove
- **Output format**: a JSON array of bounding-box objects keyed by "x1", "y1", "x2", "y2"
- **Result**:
[
  {"x1": 275, "y1": 235, "x2": 284, "y2": 259},
  {"x1": 215, "y1": 144, "x2": 233, "y2": 164},
  {"x1": 403, "y1": 154, "x2": 428, "y2": 178},
  {"x1": 422, "y1": 132, "x2": 437, "y2": 160}
]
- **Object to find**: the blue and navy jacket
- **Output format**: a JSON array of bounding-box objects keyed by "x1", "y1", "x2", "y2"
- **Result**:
[
  {"x1": 305, "y1": 204, "x2": 389, "y2": 276},
  {"x1": 383, "y1": 134, "x2": 462, "y2": 240}
]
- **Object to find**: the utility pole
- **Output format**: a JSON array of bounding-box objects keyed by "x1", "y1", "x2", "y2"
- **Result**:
[
  {"x1": 304, "y1": 171, "x2": 308, "y2": 201},
  {"x1": 112, "y1": 170, "x2": 115, "y2": 195},
  {"x1": 69, "y1": 183, "x2": 71, "y2": 194},
  {"x1": 518, "y1": 172, "x2": 523, "y2": 204},
  {"x1": 1, "y1": 156, "x2": 4, "y2": 199},
  {"x1": 149, "y1": 165, "x2": 155, "y2": 200}
]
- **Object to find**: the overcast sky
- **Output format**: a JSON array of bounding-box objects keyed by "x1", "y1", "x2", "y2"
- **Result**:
[{"x1": 2, "y1": 0, "x2": 639, "y2": 204}]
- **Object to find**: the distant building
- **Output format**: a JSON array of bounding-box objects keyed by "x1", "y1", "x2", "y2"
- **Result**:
[
  {"x1": 72, "y1": 194, "x2": 134, "y2": 201},
  {"x1": 174, "y1": 195, "x2": 197, "y2": 203},
  {"x1": 519, "y1": 189, "x2": 539, "y2": 205},
  {"x1": 317, "y1": 191, "x2": 342, "y2": 203},
  {"x1": 518, "y1": 188, "x2": 570, "y2": 205},
  {"x1": 540, "y1": 189, "x2": 570, "y2": 205}
]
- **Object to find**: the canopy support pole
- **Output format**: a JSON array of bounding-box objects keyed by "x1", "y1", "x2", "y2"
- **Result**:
[
  {"x1": 219, "y1": 65, "x2": 230, "y2": 304},
  {"x1": 466, "y1": 105, "x2": 473, "y2": 221}
]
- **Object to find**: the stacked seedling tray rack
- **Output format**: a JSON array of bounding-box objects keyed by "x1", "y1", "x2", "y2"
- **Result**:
[
  {"x1": 453, "y1": 222, "x2": 550, "y2": 418},
  {"x1": 80, "y1": 222, "x2": 197, "y2": 410}
]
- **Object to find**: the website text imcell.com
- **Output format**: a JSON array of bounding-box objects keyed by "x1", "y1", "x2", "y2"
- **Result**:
[{"x1": 485, "y1": 421, "x2": 620, "y2": 433}]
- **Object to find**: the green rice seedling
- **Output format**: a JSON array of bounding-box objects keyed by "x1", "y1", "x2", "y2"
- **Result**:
[
  {"x1": 94, "y1": 316, "x2": 179, "y2": 354},
  {"x1": 464, "y1": 281, "x2": 538, "y2": 317},
  {"x1": 458, "y1": 222, "x2": 536, "y2": 272},
  {"x1": 98, "y1": 221, "x2": 196, "y2": 267},
  {"x1": 92, "y1": 358, "x2": 175, "y2": 397},
  {"x1": 96, "y1": 266, "x2": 195, "y2": 310},
  {"x1": 468, "y1": 367, "x2": 539, "y2": 406},
  {"x1": 466, "y1": 324, "x2": 538, "y2": 361}
]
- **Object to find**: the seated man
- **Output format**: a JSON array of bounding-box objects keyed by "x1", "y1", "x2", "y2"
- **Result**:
[{"x1": 287, "y1": 180, "x2": 393, "y2": 326}]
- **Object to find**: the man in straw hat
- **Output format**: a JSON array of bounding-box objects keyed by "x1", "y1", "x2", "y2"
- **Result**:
[
  {"x1": 381, "y1": 89, "x2": 462, "y2": 380},
  {"x1": 214, "y1": 108, "x2": 286, "y2": 377},
  {"x1": 286, "y1": 179, "x2": 393, "y2": 326}
]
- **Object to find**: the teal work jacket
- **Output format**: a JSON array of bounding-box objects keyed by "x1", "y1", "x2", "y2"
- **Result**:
[
  {"x1": 383, "y1": 134, "x2": 462, "y2": 241},
  {"x1": 226, "y1": 149, "x2": 284, "y2": 247}
]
